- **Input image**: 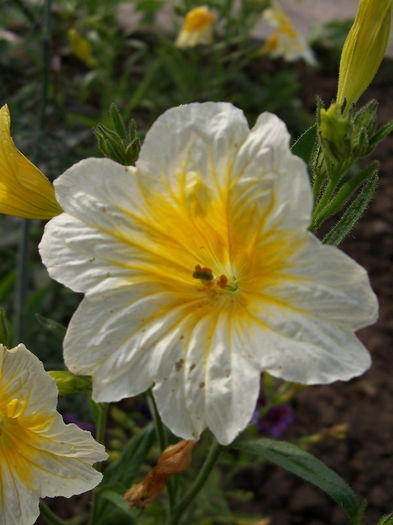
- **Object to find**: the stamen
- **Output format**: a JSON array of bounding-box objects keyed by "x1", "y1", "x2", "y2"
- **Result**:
[{"x1": 192, "y1": 264, "x2": 213, "y2": 281}]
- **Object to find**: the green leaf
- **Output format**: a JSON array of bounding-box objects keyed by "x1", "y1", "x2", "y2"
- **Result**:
[
  {"x1": 323, "y1": 173, "x2": 378, "y2": 246},
  {"x1": 314, "y1": 161, "x2": 378, "y2": 227},
  {"x1": 291, "y1": 124, "x2": 317, "y2": 164},
  {"x1": 110, "y1": 104, "x2": 127, "y2": 141},
  {"x1": 35, "y1": 313, "x2": 66, "y2": 340},
  {"x1": 102, "y1": 423, "x2": 155, "y2": 487},
  {"x1": 369, "y1": 118, "x2": 393, "y2": 148},
  {"x1": 99, "y1": 489, "x2": 136, "y2": 517},
  {"x1": 379, "y1": 512, "x2": 393, "y2": 525},
  {"x1": 234, "y1": 438, "x2": 361, "y2": 523}
]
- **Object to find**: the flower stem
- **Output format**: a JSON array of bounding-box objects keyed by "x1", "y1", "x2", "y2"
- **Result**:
[
  {"x1": 94, "y1": 402, "x2": 108, "y2": 468},
  {"x1": 168, "y1": 436, "x2": 222, "y2": 525},
  {"x1": 147, "y1": 390, "x2": 177, "y2": 514},
  {"x1": 14, "y1": 220, "x2": 31, "y2": 344},
  {"x1": 90, "y1": 402, "x2": 108, "y2": 525},
  {"x1": 14, "y1": 0, "x2": 52, "y2": 345},
  {"x1": 147, "y1": 389, "x2": 167, "y2": 451},
  {"x1": 39, "y1": 501, "x2": 67, "y2": 525}
]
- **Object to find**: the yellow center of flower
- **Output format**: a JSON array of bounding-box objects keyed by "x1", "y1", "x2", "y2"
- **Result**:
[
  {"x1": 184, "y1": 6, "x2": 215, "y2": 32},
  {"x1": 0, "y1": 395, "x2": 54, "y2": 489},
  {"x1": 120, "y1": 167, "x2": 300, "y2": 325}
]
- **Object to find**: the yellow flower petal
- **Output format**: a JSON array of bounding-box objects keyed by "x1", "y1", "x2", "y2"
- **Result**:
[
  {"x1": 337, "y1": 0, "x2": 392, "y2": 107},
  {"x1": 175, "y1": 6, "x2": 215, "y2": 48},
  {"x1": 0, "y1": 104, "x2": 62, "y2": 219},
  {"x1": 0, "y1": 343, "x2": 107, "y2": 524}
]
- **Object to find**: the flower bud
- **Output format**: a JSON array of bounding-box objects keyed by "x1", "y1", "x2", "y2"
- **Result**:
[
  {"x1": 337, "y1": 0, "x2": 392, "y2": 108},
  {"x1": 124, "y1": 440, "x2": 196, "y2": 509},
  {"x1": 48, "y1": 370, "x2": 92, "y2": 395},
  {"x1": 319, "y1": 103, "x2": 352, "y2": 162},
  {"x1": 0, "y1": 105, "x2": 62, "y2": 219}
]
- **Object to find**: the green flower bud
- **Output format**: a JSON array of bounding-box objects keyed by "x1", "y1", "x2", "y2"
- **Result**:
[
  {"x1": 48, "y1": 370, "x2": 91, "y2": 395},
  {"x1": 337, "y1": 0, "x2": 392, "y2": 108},
  {"x1": 319, "y1": 103, "x2": 352, "y2": 161}
]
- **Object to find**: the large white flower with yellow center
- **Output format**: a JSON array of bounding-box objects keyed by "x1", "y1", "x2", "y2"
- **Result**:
[
  {"x1": 0, "y1": 343, "x2": 107, "y2": 525},
  {"x1": 39, "y1": 102, "x2": 377, "y2": 445}
]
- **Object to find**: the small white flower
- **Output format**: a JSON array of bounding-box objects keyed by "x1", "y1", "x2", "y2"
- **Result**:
[
  {"x1": 261, "y1": 2, "x2": 317, "y2": 66},
  {"x1": 40, "y1": 102, "x2": 377, "y2": 445},
  {"x1": 0, "y1": 343, "x2": 107, "y2": 525}
]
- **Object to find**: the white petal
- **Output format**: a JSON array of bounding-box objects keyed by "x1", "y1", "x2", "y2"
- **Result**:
[
  {"x1": 154, "y1": 315, "x2": 261, "y2": 445},
  {"x1": 0, "y1": 343, "x2": 58, "y2": 416},
  {"x1": 273, "y1": 233, "x2": 378, "y2": 330},
  {"x1": 245, "y1": 306, "x2": 371, "y2": 384},
  {"x1": 53, "y1": 158, "x2": 144, "y2": 228},
  {"x1": 0, "y1": 463, "x2": 39, "y2": 525},
  {"x1": 136, "y1": 102, "x2": 249, "y2": 195},
  {"x1": 26, "y1": 417, "x2": 105, "y2": 497},
  {"x1": 232, "y1": 112, "x2": 312, "y2": 232},
  {"x1": 40, "y1": 213, "x2": 138, "y2": 293},
  {"x1": 204, "y1": 316, "x2": 261, "y2": 444},
  {"x1": 64, "y1": 279, "x2": 195, "y2": 402}
]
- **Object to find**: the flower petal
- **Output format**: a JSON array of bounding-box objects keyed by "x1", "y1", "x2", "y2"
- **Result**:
[
  {"x1": 245, "y1": 306, "x2": 372, "y2": 384},
  {"x1": 270, "y1": 233, "x2": 378, "y2": 330},
  {"x1": 153, "y1": 315, "x2": 261, "y2": 445},
  {"x1": 63, "y1": 279, "x2": 194, "y2": 401},
  {"x1": 232, "y1": 112, "x2": 312, "y2": 232},
  {"x1": 136, "y1": 102, "x2": 249, "y2": 196}
]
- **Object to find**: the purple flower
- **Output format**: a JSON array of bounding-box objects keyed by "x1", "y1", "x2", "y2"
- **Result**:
[
  {"x1": 257, "y1": 404, "x2": 294, "y2": 438},
  {"x1": 63, "y1": 412, "x2": 96, "y2": 433},
  {"x1": 251, "y1": 394, "x2": 294, "y2": 438}
]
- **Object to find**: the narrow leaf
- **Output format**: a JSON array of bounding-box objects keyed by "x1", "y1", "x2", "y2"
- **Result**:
[
  {"x1": 110, "y1": 104, "x2": 127, "y2": 141},
  {"x1": 99, "y1": 489, "x2": 136, "y2": 517},
  {"x1": 102, "y1": 424, "x2": 155, "y2": 487},
  {"x1": 314, "y1": 161, "x2": 378, "y2": 227},
  {"x1": 370, "y1": 118, "x2": 393, "y2": 148},
  {"x1": 234, "y1": 438, "x2": 361, "y2": 523},
  {"x1": 379, "y1": 512, "x2": 393, "y2": 525},
  {"x1": 323, "y1": 173, "x2": 378, "y2": 246},
  {"x1": 291, "y1": 124, "x2": 317, "y2": 164},
  {"x1": 35, "y1": 314, "x2": 66, "y2": 340}
]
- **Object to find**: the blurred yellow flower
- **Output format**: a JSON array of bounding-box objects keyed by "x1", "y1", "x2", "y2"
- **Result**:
[
  {"x1": 68, "y1": 28, "x2": 97, "y2": 67},
  {"x1": 0, "y1": 343, "x2": 107, "y2": 524},
  {"x1": 0, "y1": 105, "x2": 62, "y2": 219},
  {"x1": 261, "y1": 2, "x2": 316, "y2": 66},
  {"x1": 337, "y1": 0, "x2": 392, "y2": 108},
  {"x1": 175, "y1": 6, "x2": 215, "y2": 48}
]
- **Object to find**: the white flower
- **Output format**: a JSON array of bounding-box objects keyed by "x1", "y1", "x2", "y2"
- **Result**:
[
  {"x1": 261, "y1": 2, "x2": 317, "y2": 66},
  {"x1": 0, "y1": 343, "x2": 107, "y2": 525},
  {"x1": 175, "y1": 6, "x2": 215, "y2": 48},
  {"x1": 39, "y1": 102, "x2": 377, "y2": 445}
]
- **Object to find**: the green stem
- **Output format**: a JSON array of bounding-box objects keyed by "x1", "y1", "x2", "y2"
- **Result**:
[
  {"x1": 147, "y1": 391, "x2": 177, "y2": 514},
  {"x1": 14, "y1": 220, "x2": 31, "y2": 344},
  {"x1": 147, "y1": 390, "x2": 167, "y2": 451},
  {"x1": 95, "y1": 403, "x2": 109, "y2": 467},
  {"x1": 168, "y1": 437, "x2": 222, "y2": 525},
  {"x1": 90, "y1": 402, "x2": 108, "y2": 525},
  {"x1": 39, "y1": 501, "x2": 67, "y2": 525},
  {"x1": 14, "y1": 0, "x2": 52, "y2": 345}
]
